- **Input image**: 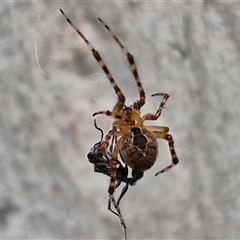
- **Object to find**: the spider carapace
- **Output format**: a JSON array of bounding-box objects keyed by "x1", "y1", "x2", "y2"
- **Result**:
[{"x1": 60, "y1": 9, "x2": 179, "y2": 240}]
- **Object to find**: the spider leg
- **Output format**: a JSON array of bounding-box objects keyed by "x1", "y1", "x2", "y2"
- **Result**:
[
  {"x1": 109, "y1": 127, "x2": 118, "y2": 153},
  {"x1": 108, "y1": 137, "x2": 123, "y2": 195},
  {"x1": 153, "y1": 132, "x2": 179, "y2": 176},
  {"x1": 108, "y1": 195, "x2": 128, "y2": 240},
  {"x1": 60, "y1": 9, "x2": 125, "y2": 114},
  {"x1": 107, "y1": 136, "x2": 128, "y2": 239},
  {"x1": 145, "y1": 125, "x2": 169, "y2": 134},
  {"x1": 88, "y1": 124, "x2": 127, "y2": 238},
  {"x1": 98, "y1": 18, "x2": 145, "y2": 110},
  {"x1": 97, "y1": 129, "x2": 121, "y2": 152},
  {"x1": 142, "y1": 93, "x2": 169, "y2": 121}
]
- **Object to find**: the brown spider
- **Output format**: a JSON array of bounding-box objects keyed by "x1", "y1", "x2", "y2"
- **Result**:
[{"x1": 60, "y1": 9, "x2": 179, "y2": 240}]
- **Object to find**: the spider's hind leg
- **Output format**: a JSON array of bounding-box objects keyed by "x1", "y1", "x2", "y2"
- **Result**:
[
  {"x1": 153, "y1": 131, "x2": 179, "y2": 176},
  {"x1": 60, "y1": 9, "x2": 126, "y2": 116}
]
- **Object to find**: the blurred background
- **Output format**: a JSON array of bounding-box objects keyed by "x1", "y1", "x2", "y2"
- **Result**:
[{"x1": 1, "y1": 1, "x2": 240, "y2": 239}]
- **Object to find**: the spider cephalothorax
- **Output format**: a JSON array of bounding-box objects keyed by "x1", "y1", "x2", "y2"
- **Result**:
[{"x1": 61, "y1": 9, "x2": 179, "y2": 240}]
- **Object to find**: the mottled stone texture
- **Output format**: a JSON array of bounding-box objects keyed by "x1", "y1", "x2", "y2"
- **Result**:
[{"x1": 1, "y1": 2, "x2": 240, "y2": 239}]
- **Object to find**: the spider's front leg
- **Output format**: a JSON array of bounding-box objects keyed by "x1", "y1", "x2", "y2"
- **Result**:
[
  {"x1": 60, "y1": 9, "x2": 126, "y2": 121},
  {"x1": 98, "y1": 18, "x2": 145, "y2": 111}
]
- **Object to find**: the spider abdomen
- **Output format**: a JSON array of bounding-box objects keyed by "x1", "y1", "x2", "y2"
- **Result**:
[{"x1": 120, "y1": 127, "x2": 158, "y2": 172}]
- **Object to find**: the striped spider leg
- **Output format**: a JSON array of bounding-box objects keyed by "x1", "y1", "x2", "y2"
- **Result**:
[{"x1": 60, "y1": 9, "x2": 128, "y2": 238}]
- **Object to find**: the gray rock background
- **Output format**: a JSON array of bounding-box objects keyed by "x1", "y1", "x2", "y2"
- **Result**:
[{"x1": 1, "y1": 1, "x2": 240, "y2": 239}]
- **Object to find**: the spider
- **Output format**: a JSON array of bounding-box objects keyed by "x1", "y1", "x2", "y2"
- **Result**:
[
  {"x1": 60, "y1": 9, "x2": 179, "y2": 240},
  {"x1": 87, "y1": 119, "x2": 144, "y2": 205}
]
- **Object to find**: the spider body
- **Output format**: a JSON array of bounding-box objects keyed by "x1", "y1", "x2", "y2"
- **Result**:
[
  {"x1": 120, "y1": 127, "x2": 158, "y2": 172},
  {"x1": 60, "y1": 9, "x2": 179, "y2": 240}
]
